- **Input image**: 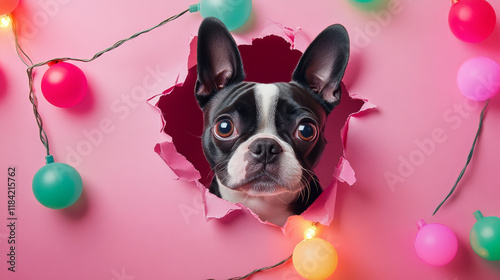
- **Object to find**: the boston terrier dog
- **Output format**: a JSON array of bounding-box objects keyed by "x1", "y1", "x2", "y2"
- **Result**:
[{"x1": 195, "y1": 17, "x2": 349, "y2": 226}]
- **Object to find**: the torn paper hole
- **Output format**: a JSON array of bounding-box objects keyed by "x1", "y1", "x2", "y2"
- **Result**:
[{"x1": 151, "y1": 20, "x2": 373, "y2": 229}]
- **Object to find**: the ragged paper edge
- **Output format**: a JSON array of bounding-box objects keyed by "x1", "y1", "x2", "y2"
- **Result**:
[
  {"x1": 149, "y1": 19, "x2": 375, "y2": 230},
  {"x1": 286, "y1": 93, "x2": 376, "y2": 229},
  {"x1": 333, "y1": 93, "x2": 377, "y2": 186}
]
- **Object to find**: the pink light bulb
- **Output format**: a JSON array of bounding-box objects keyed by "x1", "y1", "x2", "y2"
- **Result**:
[
  {"x1": 41, "y1": 62, "x2": 88, "y2": 108},
  {"x1": 448, "y1": 0, "x2": 496, "y2": 43},
  {"x1": 414, "y1": 219, "x2": 458, "y2": 266}
]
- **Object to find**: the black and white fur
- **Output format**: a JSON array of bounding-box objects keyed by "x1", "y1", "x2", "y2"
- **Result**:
[{"x1": 195, "y1": 17, "x2": 349, "y2": 226}]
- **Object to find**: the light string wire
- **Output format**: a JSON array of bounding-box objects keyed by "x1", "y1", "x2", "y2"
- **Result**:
[
  {"x1": 433, "y1": 100, "x2": 489, "y2": 215},
  {"x1": 205, "y1": 254, "x2": 293, "y2": 280},
  {"x1": 212, "y1": 222, "x2": 320, "y2": 280},
  {"x1": 10, "y1": 8, "x2": 189, "y2": 156},
  {"x1": 11, "y1": 16, "x2": 49, "y2": 155}
]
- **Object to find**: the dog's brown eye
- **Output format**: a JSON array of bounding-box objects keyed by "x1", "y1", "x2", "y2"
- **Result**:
[
  {"x1": 296, "y1": 122, "x2": 317, "y2": 142},
  {"x1": 214, "y1": 119, "x2": 235, "y2": 139}
]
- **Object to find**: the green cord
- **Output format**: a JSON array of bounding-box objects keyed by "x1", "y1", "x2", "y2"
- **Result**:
[
  {"x1": 206, "y1": 254, "x2": 293, "y2": 280},
  {"x1": 12, "y1": 17, "x2": 50, "y2": 156},
  {"x1": 433, "y1": 100, "x2": 489, "y2": 215},
  {"x1": 229, "y1": 255, "x2": 292, "y2": 280},
  {"x1": 10, "y1": 8, "x2": 189, "y2": 156}
]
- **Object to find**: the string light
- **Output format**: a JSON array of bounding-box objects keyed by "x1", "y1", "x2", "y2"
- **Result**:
[
  {"x1": 1, "y1": 15, "x2": 11, "y2": 28},
  {"x1": 470, "y1": 210, "x2": 500, "y2": 261},
  {"x1": 293, "y1": 222, "x2": 338, "y2": 280},
  {"x1": 449, "y1": 0, "x2": 496, "y2": 43},
  {"x1": 457, "y1": 57, "x2": 500, "y2": 101},
  {"x1": 190, "y1": 0, "x2": 252, "y2": 31},
  {"x1": 41, "y1": 61, "x2": 88, "y2": 108},
  {"x1": 414, "y1": 220, "x2": 458, "y2": 266},
  {"x1": 9, "y1": 8, "x2": 190, "y2": 208}
]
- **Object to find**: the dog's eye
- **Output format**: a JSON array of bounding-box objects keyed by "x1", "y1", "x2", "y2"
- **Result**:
[
  {"x1": 214, "y1": 119, "x2": 236, "y2": 139},
  {"x1": 296, "y1": 122, "x2": 318, "y2": 142}
]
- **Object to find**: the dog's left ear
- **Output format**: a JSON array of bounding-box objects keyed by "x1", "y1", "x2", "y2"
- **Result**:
[
  {"x1": 195, "y1": 17, "x2": 246, "y2": 108},
  {"x1": 292, "y1": 24, "x2": 350, "y2": 113}
]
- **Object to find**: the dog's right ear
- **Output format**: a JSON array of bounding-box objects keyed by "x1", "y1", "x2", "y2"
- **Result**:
[
  {"x1": 292, "y1": 24, "x2": 350, "y2": 113},
  {"x1": 195, "y1": 17, "x2": 245, "y2": 108}
]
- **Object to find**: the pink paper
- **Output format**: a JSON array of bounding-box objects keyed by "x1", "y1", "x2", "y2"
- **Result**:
[
  {"x1": 154, "y1": 140, "x2": 201, "y2": 182},
  {"x1": 153, "y1": 20, "x2": 372, "y2": 229},
  {"x1": 333, "y1": 94, "x2": 377, "y2": 185}
]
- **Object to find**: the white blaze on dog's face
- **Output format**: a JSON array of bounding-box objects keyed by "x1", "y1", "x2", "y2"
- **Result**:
[
  {"x1": 194, "y1": 17, "x2": 350, "y2": 225},
  {"x1": 225, "y1": 84, "x2": 303, "y2": 196}
]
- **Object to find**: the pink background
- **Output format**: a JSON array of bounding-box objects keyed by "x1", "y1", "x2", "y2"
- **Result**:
[{"x1": 1, "y1": 0, "x2": 500, "y2": 279}]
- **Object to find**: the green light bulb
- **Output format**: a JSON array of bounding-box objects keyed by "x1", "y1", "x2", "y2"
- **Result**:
[
  {"x1": 190, "y1": 0, "x2": 252, "y2": 31},
  {"x1": 470, "y1": 210, "x2": 500, "y2": 261},
  {"x1": 32, "y1": 155, "x2": 83, "y2": 209}
]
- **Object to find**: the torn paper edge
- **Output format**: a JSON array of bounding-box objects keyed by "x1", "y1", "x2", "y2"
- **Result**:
[{"x1": 148, "y1": 19, "x2": 375, "y2": 231}]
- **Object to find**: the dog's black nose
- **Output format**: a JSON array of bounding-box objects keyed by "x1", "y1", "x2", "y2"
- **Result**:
[{"x1": 249, "y1": 138, "x2": 283, "y2": 163}]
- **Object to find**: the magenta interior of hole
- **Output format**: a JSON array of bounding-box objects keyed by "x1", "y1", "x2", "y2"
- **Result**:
[{"x1": 157, "y1": 35, "x2": 363, "y2": 188}]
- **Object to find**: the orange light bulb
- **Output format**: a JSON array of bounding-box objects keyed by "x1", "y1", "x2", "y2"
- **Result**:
[
  {"x1": 293, "y1": 237, "x2": 338, "y2": 280},
  {"x1": 1, "y1": 15, "x2": 11, "y2": 28}
]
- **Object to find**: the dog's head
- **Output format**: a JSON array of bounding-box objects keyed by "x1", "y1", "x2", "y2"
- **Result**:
[{"x1": 195, "y1": 17, "x2": 349, "y2": 208}]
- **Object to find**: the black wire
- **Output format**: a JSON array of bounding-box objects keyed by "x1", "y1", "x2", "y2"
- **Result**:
[
  {"x1": 12, "y1": 17, "x2": 50, "y2": 156},
  {"x1": 229, "y1": 255, "x2": 293, "y2": 280},
  {"x1": 433, "y1": 100, "x2": 489, "y2": 215},
  {"x1": 29, "y1": 9, "x2": 189, "y2": 68},
  {"x1": 207, "y1": 254, "x2": 293, "y2": 280},
  {"x1": 10, "y1": 9, "x2": 189, "y2": 156}
]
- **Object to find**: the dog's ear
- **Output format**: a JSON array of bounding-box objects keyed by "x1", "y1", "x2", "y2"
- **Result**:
[
  {"x1": 292, "y1": 24, "x2": 350, "y2": 113},
  {"x1": 195, "y1": 17, "x2": 245, "y2": 108}
]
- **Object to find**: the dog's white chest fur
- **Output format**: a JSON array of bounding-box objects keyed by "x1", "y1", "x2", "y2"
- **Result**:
[{"x1": 218, "y1": 178, "x2": 298, "y2": 226}]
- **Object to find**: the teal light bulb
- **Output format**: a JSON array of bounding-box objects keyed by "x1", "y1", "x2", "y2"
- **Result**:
[
  {"x1": 32, "y1": 155, "x2": 83, "y2": 209},
  {"x1": 470, "y1": 210, "x2": 500, "y2": 261},
  {"x1": 350, "y1": 0, "x2": 386, "y2": 11},
  {"x1": 190, "y1": 0, "x2": 252, "y2": 31}
]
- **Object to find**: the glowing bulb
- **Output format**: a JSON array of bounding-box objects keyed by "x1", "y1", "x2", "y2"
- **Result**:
[
  {"x1": 1, "y1": 15, "x2": 11, "y2": 28},
  {"x1": 293, "y1": 237, "x2": 338, "y2": 280},
  {"x1": 304, "y1": 224, "x2": 317, "y2": 240}
]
